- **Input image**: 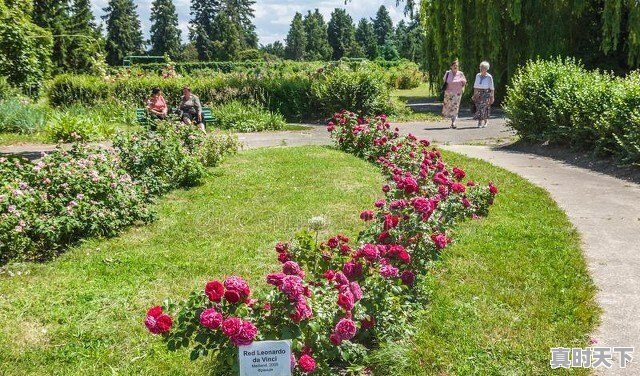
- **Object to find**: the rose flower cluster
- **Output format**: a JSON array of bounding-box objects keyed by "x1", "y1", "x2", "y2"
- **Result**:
[{"x1": 145, "y1": 110, "x2": 497, "y2": 375}]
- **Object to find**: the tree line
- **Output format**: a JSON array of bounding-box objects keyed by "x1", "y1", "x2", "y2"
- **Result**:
[{"x1": 263, "y1": 6, "x2": 424, "y2": 64}]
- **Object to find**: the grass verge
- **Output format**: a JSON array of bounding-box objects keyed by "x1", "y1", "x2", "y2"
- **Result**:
[{"x1": 369, "y1": 150, "x2": 599, "y2": 375}]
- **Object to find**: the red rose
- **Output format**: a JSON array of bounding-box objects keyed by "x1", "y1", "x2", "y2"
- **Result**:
[
  {"x1": 359, "y1": 210, "x2": 374, "y2": 221},
  {"x1": 335, "y1": 318, "x2": 357, "y2": 340},
  {"x1": 205, "y1": 280, "x2": 225, "y2": 302},
  {"x1": 327, "y1": 237, "x2": 339, "y2": 248},
  {"x1": 323, "y1": 269, "x2": 336, "y2": 281},
  {"x1": 231, "y1": 320, "x2": 258, "y2": 346},
  {"x1": 266, "y1": 273, "x2": 286, "y2": 287},
  {"x1": 146, "y1": 305, "x2": 162, "y2": 318},
  {"x1": 400, "y1": 270, "x2": 416, "y2": 286},
  {"x1": 329, "y1": 333, "x2": 342, "y2": 346},
  {"x1": 383, "y1": 215, "x2": 400, "y2": 230},
  {"x1": 489, "y1": 182, "x2": 498, "y2": 195},
  {"x1": 144, "y1": 306, "x2": 172, "y2": 334},
  {"x1": 361, "y1": 316, "x2": 376, "y2": 329},
  {"x1": 222, "y1": 317, "x2": 243, "y2": 338},
  {"x1": 337, "y1": 290, "x2": 355, "y2": 311},
  {"x1": 278, "y1": 252, "x2": 290, "y2": 263},
  {"x1": 200, "y1": 308, "x2": 223, "y2": 330},
  {"x1": 224, "y1": 290, "x2": 241, "y2": 303},
  {"x1": 298, "y1": 354, "x2": 316, "y2": 373},
  {"x1": 451, "y1": 183, "x2": 466, "y2": 193}
]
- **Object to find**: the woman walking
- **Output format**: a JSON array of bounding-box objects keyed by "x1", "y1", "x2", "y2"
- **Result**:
[
  {"x1": 472, "y1": 61, "x2": 495, "y2": 128},
  {"x1": 442, "y1": 59, "x2": 466, "y2": 129}
]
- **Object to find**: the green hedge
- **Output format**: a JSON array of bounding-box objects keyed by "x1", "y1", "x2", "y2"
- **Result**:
[
  {"x1": 504, "y1": 58, "x2": 640, "y2": 164},
  {"x1": 47, "y1": 61, "x2": 405, "y2": 120}
]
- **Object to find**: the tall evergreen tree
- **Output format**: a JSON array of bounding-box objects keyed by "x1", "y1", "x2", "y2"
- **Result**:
[
  {"x1": 356, "y1": 18, "x2": 378, "y2": 60},
  {"x1": 327, "y1": 8, "x2": 358, "y2": 60},
  {"x1": 149, "y1": 0, "x2": 182, "y2": 59},
  {"x1": 190, "y1": 0, "x2": 219, "y2": 60},
  {"x1": 372, "y1": 5, "x2": 393, "y2": 46},
  {"x1": 303, "y1": 9, "x2": 331, "y2": 61},
  {"x1": 32, "y1": 0, "x2": 70, "y2": 72},
  {"x1": 285, "y1": 12, "x2": 306, "y2": 60},
  {"x1": 102, "y1": 0, "x2": 144, "y2": 65},
  {"x1": 225, "y1": 0, "x2": 258, "y2": 49},
  {"x1": 67, "y1": 0, "x2": 102, "y2": 73},
  {"x1": 190, "y1": 0, "x2": 256, "y2": 60},
  {"x1": 396, "y1": 16, "x2": 424, "y2": 63}
]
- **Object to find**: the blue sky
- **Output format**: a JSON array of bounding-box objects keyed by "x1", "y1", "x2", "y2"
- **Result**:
[{"x1": 90, "y1": 0, "x2": 412, "y2": 45}]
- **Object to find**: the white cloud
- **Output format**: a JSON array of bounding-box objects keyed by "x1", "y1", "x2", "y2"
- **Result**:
[{"x1": 91, "y1": 0, "x2": 412, "y2": 45}]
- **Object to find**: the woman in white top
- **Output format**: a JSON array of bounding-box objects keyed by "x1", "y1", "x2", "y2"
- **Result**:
[{"x1": 472, "y1": 61, "x2": 495, "y2": 128}]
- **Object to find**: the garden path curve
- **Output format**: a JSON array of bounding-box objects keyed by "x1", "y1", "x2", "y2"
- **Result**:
[{"x1": 442, "y1": 144, "x2": 640, "y2": 375}]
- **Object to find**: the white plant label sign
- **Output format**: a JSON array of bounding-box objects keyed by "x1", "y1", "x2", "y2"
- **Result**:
[{"x1": 238, "y1": 340, "x2": 291, "y2": 376}]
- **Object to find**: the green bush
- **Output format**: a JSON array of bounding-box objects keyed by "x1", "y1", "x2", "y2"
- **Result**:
[
  {"x1": 0, "y1": 144, "x2": 154, "y2": 263},
  {"x1": 47, "y1": 61, "x2": 414, "y2": 120},
  {"x1": 211, "y1": 101, "x2": 286, "y2": 132},
  {"x1": 504, "y1": 58, "x2": 640, "y2": 164},
  {"x1": 311, "y1": 62, "x2": 395, "y2": 116},
  {"x1": 0, "y1": 99, "x2": 48, "y2": 134},
  {"x1": 387, "y1": 61, "x2": 423, "y2": 89}
]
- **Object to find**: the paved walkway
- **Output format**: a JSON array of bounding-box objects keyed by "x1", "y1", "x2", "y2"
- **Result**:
[{"x1": 444, "y1": 145, "x2": 640, "y2": 375}]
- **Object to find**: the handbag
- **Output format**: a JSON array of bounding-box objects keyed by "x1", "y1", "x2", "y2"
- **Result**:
[{"x1": 441, "y1": 71, "x2": 450, "y2": 96}]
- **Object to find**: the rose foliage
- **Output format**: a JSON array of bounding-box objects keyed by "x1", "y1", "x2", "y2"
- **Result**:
[
  {"x1": 0, "y1": 123, "x2": 238, "y2": 264},
  {"x1": 145, "y1": 111, "x2": 498, "y2": 374}
]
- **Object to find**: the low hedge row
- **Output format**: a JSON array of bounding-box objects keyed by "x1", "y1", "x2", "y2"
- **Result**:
[
  {"x1": 0, "y1": 123, "x2": 239, "y2": 264},
  {"x1": 504, "y1": 58, "x2": 640, "y2": 164},
  {"x1": 47, "y1": 62, "x2": 413, "y2": 120},
  {"x1": 143, "y1": 111, "x2": 498, "y2": 374}
]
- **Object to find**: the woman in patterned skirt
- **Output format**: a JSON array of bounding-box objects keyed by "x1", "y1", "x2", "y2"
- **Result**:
[
  {"x1": 472, "y1": 61, "x2": 495, "y2": 128},
  {"x1": 442, "y1": 59, "x2": 467, "y2": 129}
]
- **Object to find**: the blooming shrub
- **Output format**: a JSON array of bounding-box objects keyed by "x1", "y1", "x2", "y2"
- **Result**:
[
  {"x1": 0, "y1": 145, "x2": 153, "y2": 263},
  {"x1": 0, "y1": 124, "x2": 239, "y2": 264},
  {"x1": 145, "y1": 111, "x2": 498, "y2": 374}
]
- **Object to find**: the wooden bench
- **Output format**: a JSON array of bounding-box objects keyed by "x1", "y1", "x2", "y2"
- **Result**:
[{"x1": 136, "y1": 107, "x2": 215, "y2": 126}]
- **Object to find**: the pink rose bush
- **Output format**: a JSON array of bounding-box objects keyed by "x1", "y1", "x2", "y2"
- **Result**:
[{"x1": 145, "y1": 110, "x2": 498, "y2": 374}]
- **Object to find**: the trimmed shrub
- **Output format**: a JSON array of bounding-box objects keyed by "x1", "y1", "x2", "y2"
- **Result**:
[
  {"x1": 211, "y1": 101, "x2": 286, "y2": 132},
  {"x1": 311, "y1": 62, "x2": 395, "y2": 116},
  {"x1": 504, "y1": 58, "x2": 640, "y2": 164}
]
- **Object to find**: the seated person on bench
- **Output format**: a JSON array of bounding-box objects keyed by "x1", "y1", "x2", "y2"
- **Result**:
[
  {"x1": 179, "y1": 86, "x2": 205, "y2": 132},
  {"x1": 146, "y1": 87, "x2": 168, "y2": 120}
]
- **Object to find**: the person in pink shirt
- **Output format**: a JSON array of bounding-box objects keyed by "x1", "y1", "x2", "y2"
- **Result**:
[
  {"x1": 147, "y1": 87, "x2": 168, "y2": 120},
  {"x1": 442, "y1": 59, "x2": 467, "y2": 129}
]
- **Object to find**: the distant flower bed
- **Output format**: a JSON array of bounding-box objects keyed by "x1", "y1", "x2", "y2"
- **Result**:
[
  {"x1": 145, "y1": 111, "x2": 498, "y2": 374},
  {"x1": 0, "y1": 123, "x2": 239, "y2": 264}
]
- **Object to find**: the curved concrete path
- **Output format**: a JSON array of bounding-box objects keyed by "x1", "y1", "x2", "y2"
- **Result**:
[{"x1": 444, "y1": 145, "x2": 640, "y2": 375}]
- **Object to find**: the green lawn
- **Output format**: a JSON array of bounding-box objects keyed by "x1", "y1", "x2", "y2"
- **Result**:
[
  {"x1": 0, "y1": 146, "x2": 598, "y2": 375},
  {"x1": 370, "y1": 150, "x2": 599, "y2": 375},
  {"x1": 390, "y1": 84, "x2": 442, "y2": 123},
  {"x1": 0, "y1": 146, "x2": 383, "y2": 375},
  {"x1": 0, "y1": 132, "x2": 47, "y2": 146}
]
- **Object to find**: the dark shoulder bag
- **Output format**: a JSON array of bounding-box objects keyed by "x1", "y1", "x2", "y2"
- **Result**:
[{"x1": 441, "y1": 71, "x2": 450, "y2": 96}]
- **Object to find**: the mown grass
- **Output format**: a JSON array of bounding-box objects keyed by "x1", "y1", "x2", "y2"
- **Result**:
[
  {"x1": 0, "y1": 146, "x2": 598, "y2": 375},
  {"x1": 370, "y1": 150, "x2": 599, "y2": 375},
  {"x1": 0, "y1": 146, "x2": 383, "y2": 375},
  {"x1": 0, "y1": 132, "x2": 47, "y2": 146}
]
